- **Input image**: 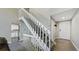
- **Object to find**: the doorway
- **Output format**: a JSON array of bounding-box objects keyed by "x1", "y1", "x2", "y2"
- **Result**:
[{"x1": 58, "y1": 21, "x2": 70, "y2": 40}]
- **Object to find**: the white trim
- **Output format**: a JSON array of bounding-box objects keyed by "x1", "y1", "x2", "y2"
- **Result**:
[
  {"x1": 23, "y1": 34, "x2": 34, "y2": 38},
  {"x1": 56, "y1": 37, "x2": 70, "y2": 40},
  {"x1": 20, "y1": 8, "x2": 50, "y2": 34},
  {"x1": 19, "y1": 17, "x2": 35, "y2": 36},
  {"x1": 19, "y1": 17, "x2": 50, "y2": 51},
  {"x1": 70, "y1": 40, "x2": 79, "y2": 51}
]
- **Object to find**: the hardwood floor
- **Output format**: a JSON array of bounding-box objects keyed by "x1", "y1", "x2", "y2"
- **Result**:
[
  {"x1": 52, "y1": 38, "x2": 76, "y2": 51},
  {"x1": 0, "y1": 38, "x2": 76, "y2": 51}
]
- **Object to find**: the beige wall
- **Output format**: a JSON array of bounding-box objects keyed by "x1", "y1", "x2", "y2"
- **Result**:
[
  {"x1": 0, "y1": 8, "x2": 19, "y2": 43},
  {"x1": 71, "y1": 10, "x2": 79, "y2": 50}
]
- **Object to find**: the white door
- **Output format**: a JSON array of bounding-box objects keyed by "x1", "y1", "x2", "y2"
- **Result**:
[{"x1": 58, "y1": 21, "x2": 70, "y2": 40}]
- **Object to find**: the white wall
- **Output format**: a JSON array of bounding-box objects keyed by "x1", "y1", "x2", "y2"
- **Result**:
[
  {"x1": 0, "y1": 8, "x2": 19, "y2": 43},
  {"x1": 29, "y1": 8, "x2": 51, "y2": 30},
  {"x1": 58, "y1": 21, "x2": 70, "y2": 40},
  {"x1": 51, "y1": 19, "x2": 57, "y2": 41},
  {"x1": 71, "y1": 10, "x2": 79, "y2": 50}
]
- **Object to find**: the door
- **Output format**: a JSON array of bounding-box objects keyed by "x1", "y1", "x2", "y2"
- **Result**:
[{"x1": 58, "y1": 21, "x2": 70, "y2": 40}]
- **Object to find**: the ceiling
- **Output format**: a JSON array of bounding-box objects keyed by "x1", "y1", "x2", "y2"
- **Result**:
[
  {"x1": 29, "y1": 8, "x2": 78, "y2": 22},
  {"x1": 51, "y1": 8, "x2": 78, "y2": 22},
  {"x1": 50, "y1": 8, "x2": 73, "y2": 15}
]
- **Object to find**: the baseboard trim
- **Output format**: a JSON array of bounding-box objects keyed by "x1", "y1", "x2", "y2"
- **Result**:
[
  {"x1": 71, "y1": 40, "x2": 79, "y2": 51},
  {"x1": 56, "y1": 38, "x2": 70, "y2": 40}
]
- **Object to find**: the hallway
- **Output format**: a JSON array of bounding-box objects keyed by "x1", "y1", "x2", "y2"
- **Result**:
[
  {"x1": 53, "y1": 39, "x2": 76, "y2": 51},
  {"x1": 0, "y1": 8, "x2": 79, "y2": 51}
]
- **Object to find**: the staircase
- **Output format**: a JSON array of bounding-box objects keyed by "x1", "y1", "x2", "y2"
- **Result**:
[{"x1": 19, "y1": 8, "x2": 51, "y2": 51}]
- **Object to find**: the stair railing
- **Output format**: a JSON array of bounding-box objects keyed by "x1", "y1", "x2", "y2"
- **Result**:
[{"x1": 19, "y1": 8, "x2": 51, "y2": 51}]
